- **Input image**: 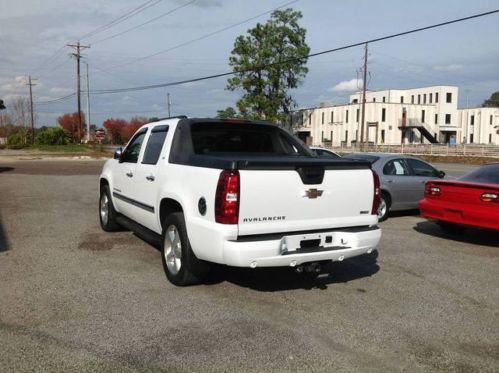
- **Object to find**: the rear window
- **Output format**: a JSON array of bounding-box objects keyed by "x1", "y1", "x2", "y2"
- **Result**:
[
  {"x1": 459, "y1": 164, "x2": 499, "y2": 184},
  {"x1": 191, "y1": 123, "x2": 304, "y2": 155},
  {"x1": 344, "y1": 153, "x2": 380, "y2": 164}
]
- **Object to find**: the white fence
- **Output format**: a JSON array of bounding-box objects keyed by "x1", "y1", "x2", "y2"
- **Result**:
[{"x1": 329, "y1": 144, "x2": 499, "y2": 157}]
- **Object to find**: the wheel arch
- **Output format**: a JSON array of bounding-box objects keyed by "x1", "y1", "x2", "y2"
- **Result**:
[{"x1": 159, "y1": 198, "x2": 184, "y2": 229}]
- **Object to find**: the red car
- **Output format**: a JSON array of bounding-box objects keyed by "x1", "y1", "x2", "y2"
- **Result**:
[{"x1": 419, "y1": 163, "x2": 499, "y2": 232}]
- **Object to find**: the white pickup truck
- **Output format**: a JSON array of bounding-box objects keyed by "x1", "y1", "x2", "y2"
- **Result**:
[{"x1": 99, "y1": 117, "x2": 382, "y2": 286}]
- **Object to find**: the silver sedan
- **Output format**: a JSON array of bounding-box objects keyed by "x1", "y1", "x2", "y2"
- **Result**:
[{"x1": 344, "y1": 153, "x2": 445, "y2": 221}]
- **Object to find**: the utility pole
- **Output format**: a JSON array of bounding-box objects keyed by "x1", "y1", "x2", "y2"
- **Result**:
[
  {"x1": 84, "y1": 62, "x2": 91, "y2": 142},
  {"x1": 26, "y1": 75, "x2": 37, "y2": 145},
  {"x1": 67, "y1": 41, "x2": 90, "y2": 142},
  {"x1": 167, "y1": 92, "x2": 171, "y2": 117},
  {"x1": 359, "y1": 43, "x2": 368, "y2": 147}
]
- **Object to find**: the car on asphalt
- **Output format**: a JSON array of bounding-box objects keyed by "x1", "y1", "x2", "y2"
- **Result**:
[
  {"x1": 310, "y1": 147, "x2": 341, "y2": 158},
  {"x1": 99, "y1": 117, "x2": 382, "y2": 286},
  {"x1": 344, "y1": 153, "x2": 445, "y2": 221},
  {"x1": 419, "y1": 162, "x2": 499, "y2": 232}
]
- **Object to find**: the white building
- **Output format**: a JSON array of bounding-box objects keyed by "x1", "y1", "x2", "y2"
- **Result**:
[
  {"x1": 293, "y1": 85, "x2": 499, "y2": 146},
  {"x1": 459, "y1": 107, "x2": 499, "y2": 145}
]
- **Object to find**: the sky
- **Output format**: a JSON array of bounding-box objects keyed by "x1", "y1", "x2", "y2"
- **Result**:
[{"x1": 1, "y1": 0, "x2": 498, "y2": 127}]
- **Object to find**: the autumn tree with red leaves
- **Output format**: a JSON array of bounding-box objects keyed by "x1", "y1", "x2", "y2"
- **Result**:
[
  {"x1": 57, "y1": 112, "x2": 86, "y2": 142},
  {"x1": 103, "y1": 116, "x2": 148, "y2": 144}
]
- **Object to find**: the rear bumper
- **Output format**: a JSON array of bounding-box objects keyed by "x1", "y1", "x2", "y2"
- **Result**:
[
  {"x1": 222, "y1": 226, "x2": 381, "y2": 267},
  {"x1": 419, "y1": 198, "x2": 499, "y2": 230}
]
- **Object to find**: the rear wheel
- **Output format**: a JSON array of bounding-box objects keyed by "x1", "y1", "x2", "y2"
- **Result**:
[
  {"x1": 161, "y1": 212, "x2": 210, "y2": 286},
  {"x1": 377, "y1": 192, "x2": 390, "y2": 222},
  {"x1": 99, "y1": 185, "x2": 120, "y2": 231}
]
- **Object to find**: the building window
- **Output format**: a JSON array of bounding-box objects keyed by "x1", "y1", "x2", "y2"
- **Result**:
[
  {"x1": 470, "y1": 133, "x2": 474, "y2": 143},
  {"x1": 352, "y1": 99, "x2": 358, "y2": 103},
  {"x1": 446, "y1": 92, "x2": 452, "y2": 103},
  {"x1": 490, "y1": 134, "x2": 492, "y2": 144},
  {"x1": 373, "y1": 98, "x2": 376, "y2": 102},
  {"x1": 421, "y1": 110, "x2": 425, "y2": 123},
  {"x1": 445, "y1": 114, "x2": 451, "y2": 124},
  {"x1": 321, "y1": 131, "x2": 324, "y2": 141},
  {"x1": 321, "y1": 112, "x2": 324, "y2": 125},
  {"x1": 309, "y1": 114, "x2": 312, "y2": 125},
  {"x1": 346, "y1": 110, "x2": 349, "y2": 123},
  {"x1": 429, "y1": 93, "x2": 433, "y2": 103},
  {"x1": 434, "y1": 114, "x2": 438, "y2": 124},
  {"x1": 435, "y1": 92, "x2": 439, "y2": 103},
  {"x1": 381, "y1": 130, "x2": 385, "y2": 143},
  {"x1": 345, "y1": 130, "x2": 348, "y2": 143},
  {"x1": 330, "y1": 131, "x2": 333, "y2": 142},
  {"x1": 434, "y1": 133, "x2": 438, "y2": 141},
  {"x1": 382, "y1": 96, "x2": 386, "y2": 103},
  {"x1": 330, "y1": 111, "x2": 334, "y2": 123},
  {"x1": 424, "y1": 94, "x2": 427, "y2": 104},
  {"x1": 470, "y1": 115, "x2": 475, "y2": 125},
  {"x1": 382, "y1": 108, "x2": 386, "y2": 122},
  {"x1": 400, "y1": 96, "x2": 404, "y2": 103},
  {"x1": 411, "y1": 95, "x2": 414, "y2": 104},
  {"x1": 490, "y1": 115, "x2": 493, "y2": 125},
  {"x1": 418, "y1": 95, "x2": 421, "y2": 104},
  {"x1": 356, "y1": 109, "x2": 360, "y2": 122}
]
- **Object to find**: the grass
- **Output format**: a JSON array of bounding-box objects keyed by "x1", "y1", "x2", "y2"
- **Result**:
[{"x1": 32, "y1": 144, "x2": 92, "y2": 152}]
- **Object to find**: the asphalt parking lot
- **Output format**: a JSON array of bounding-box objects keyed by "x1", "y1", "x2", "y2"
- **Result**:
[{"x1": 0, "y1": 160, "x2": 497, "y2": 372}]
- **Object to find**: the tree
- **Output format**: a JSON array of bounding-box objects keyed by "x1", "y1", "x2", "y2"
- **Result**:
[
  {"x1": 216, "y1": 107, "x2": 239, "y2": 119},
  {"x1": 482, "y1": 91, "x2": 499, "y2": 107},
  {"x1": 103, "y1": 118, "x2": 128, "y2": 144},
  {"x1": 35, "y1": 127, "x2": 69, "y2": 145},
  {"x1": 122, "y1": 116, "x2": 147, "y2": 142},
  {"x1": 57, "y1": 112, "x2": 86, "y2": 142},
  {"x1": 226, "y1": 8, "x2": 310, "y2": 123},
  {"x1": 0, "y1": 99, "x2": 5, "y2": 110}
]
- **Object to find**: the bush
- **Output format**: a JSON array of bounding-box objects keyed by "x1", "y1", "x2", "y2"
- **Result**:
[
  {"x1": 35, "y1": 127, "x2": 69, "y2": 145},
  {"x1": 6, "y1": 132, "x2": 25, "y2": 149}
]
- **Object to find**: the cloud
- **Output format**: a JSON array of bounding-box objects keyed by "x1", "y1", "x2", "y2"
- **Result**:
[
  {"x1": 328, "y1": 78, "x2": 362, "y2": 92},
  {"x1": 49, "y1": 87, "x2": 72, "y2": 95},
  {"x1": 433, "y1": 64, "x2": 463, "y2": 72}
]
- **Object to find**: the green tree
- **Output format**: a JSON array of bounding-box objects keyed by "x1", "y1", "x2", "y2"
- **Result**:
[
  {"x1": 216, "y1": 107, "x2": 239, "y2": 119},
  {"x1": 35, "y1": 127, "x2": 69, "y2": 145},
  {"x1": 482, "y1": 91, "x2": 499, "y2": 107},
  {"x1": 226, "y1": 8, "x2": 310, "y2": 123}
]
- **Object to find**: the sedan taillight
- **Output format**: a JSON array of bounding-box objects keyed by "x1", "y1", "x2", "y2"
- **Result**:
[{"x1": 424, "y1": 182, "x2": 441, "y2": 197}]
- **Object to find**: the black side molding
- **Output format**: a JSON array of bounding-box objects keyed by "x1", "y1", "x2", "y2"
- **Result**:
[{"x1": 113, "y1": 192, "x2": 155, "y2": 213}]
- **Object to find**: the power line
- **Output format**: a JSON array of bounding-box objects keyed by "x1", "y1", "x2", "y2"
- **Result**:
[
  {"x1": 80, "y1": 0, "x2": 163, "y2": 41},
  {"x1": 105, "y1": 0, "x2": 300, "y2": 70},
  {"x1": 90, "y1": 0, "x2": 196, "y2": 45},
  {"x1": 31, "y1": 45, "x2": 67, "y2": 75},
  {"x1": 89, "y1": 9, "x2": 499, "y2": 95},
  {"x1": 34, "y1": 93, "x2": 76, "y2": 105}
]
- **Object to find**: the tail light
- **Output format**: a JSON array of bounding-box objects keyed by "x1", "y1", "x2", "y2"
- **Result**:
[
  {"x1": 215, "y1": 170, "x2": 240, "y2": 224},
  {"x1": 371, "y1": 170, "x2": 381, "y2": 215},
  {"x1": 424, "y1": 182, "x2": 441, "y2": 197},
  {"x1": 481, "y1": 192, "x2": 498, "y2": 203}
]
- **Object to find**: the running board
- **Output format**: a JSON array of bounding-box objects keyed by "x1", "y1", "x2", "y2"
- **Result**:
[{"x1": 116, "y1": 214, "x2": 162, "y2": 248}]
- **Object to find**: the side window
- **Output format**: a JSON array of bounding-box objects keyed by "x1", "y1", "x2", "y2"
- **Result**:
[
  {"x1": 406, "y1": 158, "x2": 437, "y2": 177},
  {"x1": 383, "y1": 159, "x2": 409, "y2": 176},
  {"x1": 142, "y1": 125, "x2": 169, "y2": 165},
  {"x1": 121, "y1": 131, "x2": 147, "y2": 163}
]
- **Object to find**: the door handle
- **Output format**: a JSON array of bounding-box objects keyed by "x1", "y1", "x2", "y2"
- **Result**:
[
  {"x1": 386, "y1": 179, "x2": 393, "y2": 183},
  {"x1": 126, "y1": 172, "x2": 133, "y2": 178},
  {"x1": 146, "y1": 175, "x2": 155, "y2": 182}
]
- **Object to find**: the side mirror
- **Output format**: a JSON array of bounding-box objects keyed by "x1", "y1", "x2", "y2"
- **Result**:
[
  {"x1": 114, "y1": 147, "x2": 123, "y2": 160},
  {"x1": 437, "y1": 170, "x2": 445, "y2": 179}
]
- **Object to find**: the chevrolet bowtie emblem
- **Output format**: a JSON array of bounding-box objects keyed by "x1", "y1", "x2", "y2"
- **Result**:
[{"x1": 304, "y1": 188, "x2": 323, "y2": 199}]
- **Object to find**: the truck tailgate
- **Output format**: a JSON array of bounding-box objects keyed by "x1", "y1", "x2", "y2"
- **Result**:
[{"x1": 238, "y1": 167, "x2": 376, "y2": 236}]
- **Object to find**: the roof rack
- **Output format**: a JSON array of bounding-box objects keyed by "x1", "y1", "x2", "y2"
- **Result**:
[{"x1": 151, "y1": 115, "x2": 187, "y2": 122}]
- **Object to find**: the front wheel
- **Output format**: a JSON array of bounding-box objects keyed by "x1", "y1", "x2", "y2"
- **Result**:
[
  {"x1": 161, "y1": 212, "x2": 210, "y2": 286},
  {"x1": 99, "y1": 185, "x2": 120, "y2": 231}
]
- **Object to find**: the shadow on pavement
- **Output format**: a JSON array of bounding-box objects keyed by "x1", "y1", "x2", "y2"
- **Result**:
[
  {"x1": 0, "y1": 213, "x2": 10, "y2": 252},
  {"x1": 388, "y1": 209, "x2": 420, "y2": 219},
  {"x1": 414, "y1": 221, "x2": 499, "y2": 247},
  {"x1": 0, "y1": 167, "x2": 14, "y2": 173},
  {"x1": 205, "y1": 251, "x2": 380, "y2": 291}
]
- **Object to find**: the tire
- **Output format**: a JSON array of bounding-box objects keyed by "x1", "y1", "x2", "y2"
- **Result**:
[
  {"x1": 377, "y1": 192, "x2": 391, "y2": 222},
  {"x1": 99, "y1": 185, "x2": 121, "y2": 232},
  {"x1": 161, "y1": 212, "x2": 210, "y2": 286},
  {"x1": 438, "y1": 221, "x2": 463, "y2": 234}
]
